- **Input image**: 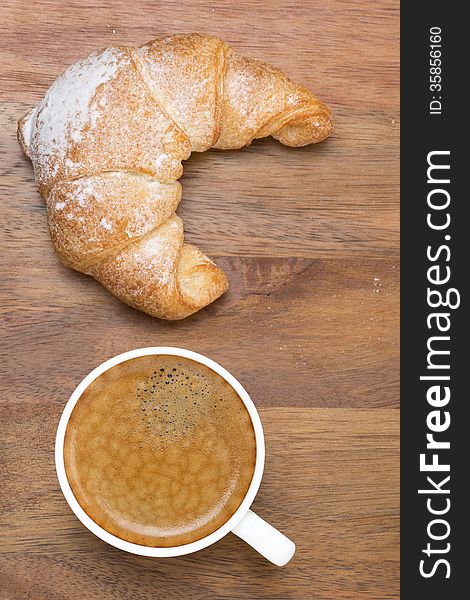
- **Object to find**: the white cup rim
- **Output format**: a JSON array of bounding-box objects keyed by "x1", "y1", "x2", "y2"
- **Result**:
[{"x1": 55, "y1": 347, "x2": 265, "y2": 557}]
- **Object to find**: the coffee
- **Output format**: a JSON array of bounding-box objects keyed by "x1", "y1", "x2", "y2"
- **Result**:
[{"x1": 63, "y1": 355, "x2": 256, "y2": 547}]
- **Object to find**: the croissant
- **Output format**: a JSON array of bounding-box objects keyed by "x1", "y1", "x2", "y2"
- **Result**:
[{"x1": 18, "y1": 33, "x2": 332, "y2": 320}]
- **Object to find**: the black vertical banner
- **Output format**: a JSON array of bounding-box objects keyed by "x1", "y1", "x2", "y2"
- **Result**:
[{"x1": 401, "y1": 4, "x2": 466, "y2": 599}]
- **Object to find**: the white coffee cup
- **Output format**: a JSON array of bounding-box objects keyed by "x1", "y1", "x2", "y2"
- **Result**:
[{"x1": 55, "y1": 347, "x2": 295, "y2": 566}]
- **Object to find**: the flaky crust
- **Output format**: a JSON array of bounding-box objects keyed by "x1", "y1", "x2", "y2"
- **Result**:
[{"x1": 18, "y1": 33, "x2": 332, "y2": 320}]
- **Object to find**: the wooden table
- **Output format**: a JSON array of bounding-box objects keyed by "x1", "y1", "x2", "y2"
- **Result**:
[{"x1": 0, "y1": 1, "x2": 399, "y2": 598}]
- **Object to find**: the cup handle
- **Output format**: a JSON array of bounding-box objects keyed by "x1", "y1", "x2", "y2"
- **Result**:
[{"x1": 231, "y1": 509, "x2": 295, "y2": 566}]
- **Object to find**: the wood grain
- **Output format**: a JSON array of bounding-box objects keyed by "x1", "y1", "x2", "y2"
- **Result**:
[
  {"x1": 0, "y1": 407, "x2": 399, "y2": 600},
  {"x1": 0, "y1": 0, "x2": 399, "y2": 598}
]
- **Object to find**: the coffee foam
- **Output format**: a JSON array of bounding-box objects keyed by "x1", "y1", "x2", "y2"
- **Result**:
[
  {"x1": 136, "y1": 362, "x2": 231, "y2": 448},
  {"x1": 64, "y1": 355, "x2": 256, "y2": 547}
]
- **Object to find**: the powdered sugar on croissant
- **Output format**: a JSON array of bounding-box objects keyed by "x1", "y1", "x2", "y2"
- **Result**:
[{"x1": 18, "y1": 33, "x2": 332, "y2": 320}]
